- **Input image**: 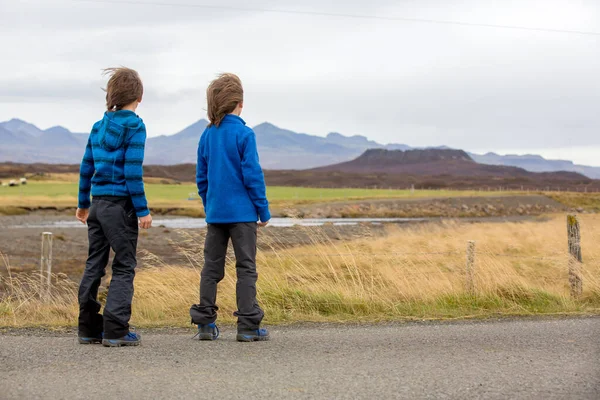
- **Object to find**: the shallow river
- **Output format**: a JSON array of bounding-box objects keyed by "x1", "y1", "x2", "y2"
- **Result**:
[{"x1": 7, "y1": 217, "x2": 427, "y2": 229}]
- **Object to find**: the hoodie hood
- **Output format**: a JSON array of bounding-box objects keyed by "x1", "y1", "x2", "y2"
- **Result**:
[{"x1": 98, "y1": 110, "x2": 144, "y2": 151}]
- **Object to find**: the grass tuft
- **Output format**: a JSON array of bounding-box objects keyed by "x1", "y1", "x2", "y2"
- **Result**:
[
  {"x1": 1, "y1": 215, "x2": 600, "y2": 328},
  {"x1": 0, "y1": 206, "x2": 28, "y2": 216}
]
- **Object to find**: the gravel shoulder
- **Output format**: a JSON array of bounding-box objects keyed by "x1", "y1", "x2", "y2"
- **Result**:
[{"x1": 1, "y1": 317, "x2": 599, "y2": 399}]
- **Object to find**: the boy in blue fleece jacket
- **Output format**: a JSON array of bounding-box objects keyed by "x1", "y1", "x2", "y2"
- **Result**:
[
  {"x1": 190, "y1": 73, "x2": 271, "y2": 342},
  {"x1": 76, "y1": 67, "x2": 152, "y2": 347}
]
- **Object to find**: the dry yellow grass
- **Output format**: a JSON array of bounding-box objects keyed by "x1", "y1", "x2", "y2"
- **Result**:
[
  {"x1": 548, "y1": 192, "x2": 600, "y2": 212},
  {"x1": 1, "y1": 214, "x2": 599, "y2": 328}
]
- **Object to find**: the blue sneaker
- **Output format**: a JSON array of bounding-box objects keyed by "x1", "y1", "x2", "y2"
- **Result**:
[
  {"x1": 102, "y1": 332, "x2": 141, "y2": 347},
  {"x1": 78, "y1": 333, "x2": 103, "y2": 344},
  {"x1": 237, "y1": 328, "x2": 270, "y2": 342},
  {"x1": 195, "y1": 323, "x2": 219, "y2": 341}
]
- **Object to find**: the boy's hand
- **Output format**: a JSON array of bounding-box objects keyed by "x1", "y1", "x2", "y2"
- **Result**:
[
  {"x1": 76, "y1": 208, "x2": 89, "y2": 225},
  {"x1": 258, "y1": 220, "x2": 269, "y2": 228},
  {"x1": 139, "y1": 214, "x2": 153, "y2": 229}
]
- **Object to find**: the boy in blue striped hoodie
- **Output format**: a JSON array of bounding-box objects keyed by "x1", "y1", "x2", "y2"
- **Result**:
[
  {"x1": 190, "y1": 73, "x2": 271, "y2": 342},
  {"x1": 76, "y1": 67, "x2": 152, "y2": 347}
]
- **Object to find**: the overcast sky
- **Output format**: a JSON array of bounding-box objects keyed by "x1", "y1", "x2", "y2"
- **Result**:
[{"x1": 1, "y1": 0, "x2": 599, "y2": 165}]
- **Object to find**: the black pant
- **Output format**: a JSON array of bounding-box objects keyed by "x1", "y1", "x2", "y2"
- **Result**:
[
  {"x1": 78, "y1": 196, "x2": 138, "y2": 339},
  {"x1": 190, "y1": 223, "x2": 264, "y2": 331}
]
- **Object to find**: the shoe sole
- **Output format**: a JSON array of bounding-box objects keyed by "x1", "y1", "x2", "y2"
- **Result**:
[
  {"x1": 78, "y1": 338, "x2": 102, "y2": 345},
  {"x1": 198, "y1": 332, "x2": 218, "y2": 341},
  {"x1": 236, "y1": 334, "x2": 270, "y2": 342},
  {"x1": 102, "y1": 339, "x2": 141, "y2": 347}
]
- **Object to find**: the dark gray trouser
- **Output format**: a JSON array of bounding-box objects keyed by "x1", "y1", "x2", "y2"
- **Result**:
[
  {"x1": 190, "y1": 223, "x2": 264, "y2": 331},
  {"x1": 78, "y1": 196, "x2": 138, "y2": 339}
]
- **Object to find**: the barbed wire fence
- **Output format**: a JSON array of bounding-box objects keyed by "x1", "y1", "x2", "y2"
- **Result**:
[{"x1": 0, "y1": 214, "x2": 587, "y2": 301}]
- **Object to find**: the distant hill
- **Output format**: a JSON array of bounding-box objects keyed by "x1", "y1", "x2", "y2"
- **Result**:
[
  {"x1": 143, "y1": 119, "x2": 209, "y2": 164},
  {"x1": 0, "y1": 119, "x2": 88, "y2": 164},
  {"x1": 2, "y1": 117, "x2": 600, "y2": 177},
  {"x1": 251, "y1": 123, "x2": 411, "y2": 169},
  {"x1": 314, "y1": 149, "x2": 591, "y2": 181},
  {"x1": 148, "y1": 120, "x2": 414, "y2": 167},
  {"x1": 3, "y1": 160, "x2": 595, "y2": 192},
  {"x1": 470, "y1": 152, "x2": 600, "y2": 179},
  {"x1": 0, "y1": 118, "x2": 410, "y2": 169}
]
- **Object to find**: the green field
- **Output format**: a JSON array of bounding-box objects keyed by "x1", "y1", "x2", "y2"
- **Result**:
[{"x1": 0, "y1": 180, "x2": 507, "y2": 209}]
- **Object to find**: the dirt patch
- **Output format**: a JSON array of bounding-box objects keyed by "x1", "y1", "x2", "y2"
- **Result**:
[
  {"x1": 0, "y1": 216, "x2": 388, "y2": 278},
  {"x1": 0, "y1": 207, "x2": 205, "y2": 218},
  {"x1": 1, "y1": 194, "x2": 575, "y2": 220},
  {"x1": 281, "y1": 195, "x2": 569, "y2": 218}
]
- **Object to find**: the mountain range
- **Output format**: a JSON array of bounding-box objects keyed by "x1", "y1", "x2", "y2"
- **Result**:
[
  {"x1": 469, "y1": 153, "x2": 600, "y2": 179},
  {"x1": 314, "y1": 149, "x2": 588, "y2": 180},
  {"x1": 1, "y1": 118, "x2": 599, "y2": 178}
]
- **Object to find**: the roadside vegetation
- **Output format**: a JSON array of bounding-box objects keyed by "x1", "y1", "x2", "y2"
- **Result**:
[
  {"x1": 1, "y1": 214, "x2": 598, "y2": 328},
  {"x1": 547, "y1": 192, "x2": 600, "y2": 213}
]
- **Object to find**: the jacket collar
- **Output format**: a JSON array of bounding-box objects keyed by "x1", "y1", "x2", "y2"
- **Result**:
[{"x1": 221, "y1": 114, "x2": 246, "y2": 126}]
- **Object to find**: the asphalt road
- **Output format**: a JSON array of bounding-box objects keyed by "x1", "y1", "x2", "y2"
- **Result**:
[{"x1": 1, "y1": 318, "x2": 599, "y2": 399}]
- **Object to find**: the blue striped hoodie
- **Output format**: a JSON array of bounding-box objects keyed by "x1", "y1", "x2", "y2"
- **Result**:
[{"x1": 78, "y1": 110, "x2": 149, "y2": 217}]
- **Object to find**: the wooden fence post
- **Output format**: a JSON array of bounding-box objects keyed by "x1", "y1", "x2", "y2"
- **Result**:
[
  {"x1": 40, "y1": 232, "x2": 53, "y2": 299},
  {"x1": 567, "y1": 215, "x2": 583, "y2": 298},
  {"x1": 466, "y1": 240, "x2": 476, "y2": 295}
]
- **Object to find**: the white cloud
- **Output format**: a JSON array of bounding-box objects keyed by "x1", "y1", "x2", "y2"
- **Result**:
[{"x1": 0, "y1": 0, "x2": 599, "y2": 165}]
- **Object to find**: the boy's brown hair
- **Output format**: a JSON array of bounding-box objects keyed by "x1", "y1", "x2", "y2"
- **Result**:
[
  {"x1": 207, "y1": 73, "x2": 244, "y2": 127},
  {"x1": 103, "y1": 67, "x2": 144, "y2": 112}
]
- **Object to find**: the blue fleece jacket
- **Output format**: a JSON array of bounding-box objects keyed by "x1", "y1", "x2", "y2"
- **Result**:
[
  {"x1": 78, "y1": 110, "x2": 150, "y2": 217},
  {"x1": 197, "y1": 114, "x2": 270, "y2": 224}
]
